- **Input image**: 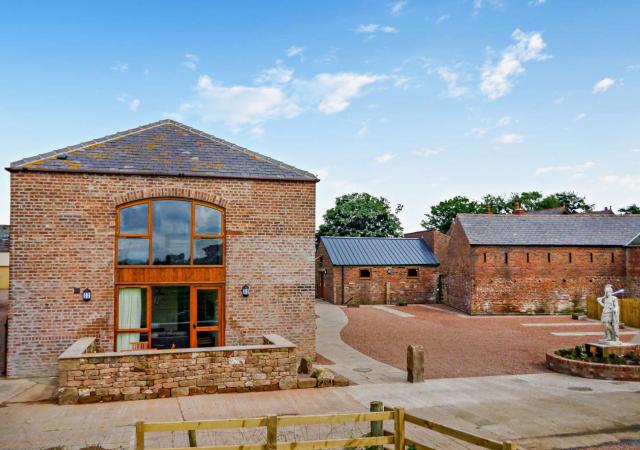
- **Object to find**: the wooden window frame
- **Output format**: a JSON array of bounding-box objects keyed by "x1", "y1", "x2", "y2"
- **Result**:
[
  {"x1": 115, "y1": 198, "x2": 225, "y2": 268},
  {"x1": 407, "y1": 267, "x2": 419, "y2": 278}
]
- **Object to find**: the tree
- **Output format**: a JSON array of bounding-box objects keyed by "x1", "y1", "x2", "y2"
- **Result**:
[
  {"x1": 317, "y1": 193, "x2": 403, "y2": 238},
  {"x1": 619, "y1": 204, "x2": 640, "y2": 214},
  {"x1": 551, "y1": 191, "x2": 594, "y2": 213},
  {"x1": 482, "y1": 194, "x2": 511, "y2": 214},
  {"x1": 421, "y1": 196, "x2": 483, "y2": 233}
]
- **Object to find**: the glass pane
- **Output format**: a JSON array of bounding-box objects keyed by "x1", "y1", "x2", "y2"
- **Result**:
[
  {"x1": 197, "y1": 289, "x2": 219, "y2": 327},
  {"x1": 197, "y1": 331, "x2": 218, "y2": 348},
  {"x1": 118, "y1": 287, "x2": 147, "y2": 329},
  {"x1": 119, "y1": 203, "x2": 148, "y2": 235},
  {"x1": 195, "y1": 204, "x2": 222, "y2": 235},
  {"x1": 152, "y1": 200, "x2": 191, "y2": 265},
  {"x1": 118, "y1": 238, "x2": 149, "y2": 265},
  {"x1": 117, "y1": 332, "x2": 149, "y2": 351},
  {"x1": 194, "y1": 239, "x2": 223, "y2": 265},
  {"x1": 151, "y1": 286, "x2": 190, "y2": 349}
]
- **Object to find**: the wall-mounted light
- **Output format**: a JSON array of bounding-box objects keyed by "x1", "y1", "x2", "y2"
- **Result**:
[
  {"x1": 82, "y1": 288, "x2": 92, "y2": 302},
  {"x1": 242, "y1": 285, "x2": 250, "y2": 297}
]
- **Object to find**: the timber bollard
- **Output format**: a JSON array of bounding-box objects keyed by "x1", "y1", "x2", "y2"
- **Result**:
[
  {"x1": 407, "y1": 344, "x2": 424, "y2": 383},
  {"x1": 188, "y1": 429, "x2": 197, "y2": 447},
  {"x1": 370, "y1": 401, "x2": 384, "y2": 450}
]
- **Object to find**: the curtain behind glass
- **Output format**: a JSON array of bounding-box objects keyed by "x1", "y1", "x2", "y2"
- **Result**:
[{"x1": 117, "y1": 288, "x2": 142, "y2": 350}]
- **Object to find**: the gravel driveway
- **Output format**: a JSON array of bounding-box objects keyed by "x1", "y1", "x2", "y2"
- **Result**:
[{"x1": 340, "y1": 304, "x2": 637, "y2": 379}]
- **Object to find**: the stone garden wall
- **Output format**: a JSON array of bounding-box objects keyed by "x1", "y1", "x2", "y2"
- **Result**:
[{"x1": 58, "y1": 334, "x2": 297, "y2": 404}]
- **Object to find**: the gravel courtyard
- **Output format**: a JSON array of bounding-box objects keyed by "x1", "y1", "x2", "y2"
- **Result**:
[{"x1": 340, "y1": 303, "x2": 637, "y2": 379}]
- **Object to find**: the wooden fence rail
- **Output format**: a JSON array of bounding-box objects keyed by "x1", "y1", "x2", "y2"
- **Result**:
[
  {"x1": 136, "y1": 402, "x2": 516, "y2": 450},
  {"x1": 586, "y1": 296, "x2": 640, "y2": 328}
]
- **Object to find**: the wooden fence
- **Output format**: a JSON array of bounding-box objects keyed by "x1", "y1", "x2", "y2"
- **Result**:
[
  {"x1": 587, "y1": 296, "x2": 640, "y2": 328},
  {"x1": 135, "y1": 402, "x2": 516, "y2": 450}
]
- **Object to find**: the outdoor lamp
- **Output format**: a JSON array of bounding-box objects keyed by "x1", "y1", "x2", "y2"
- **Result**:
[
  {"x1": 82, "y1": 288, "x2": 92, "y2": 302},
  {"x1": 242, "y1": 285, "x2": 250, "y2": 297}
]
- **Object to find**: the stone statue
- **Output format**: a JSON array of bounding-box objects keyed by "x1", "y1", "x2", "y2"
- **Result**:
[{"x1": 597, "y1": 284, "x2": 620, "y2": 343}]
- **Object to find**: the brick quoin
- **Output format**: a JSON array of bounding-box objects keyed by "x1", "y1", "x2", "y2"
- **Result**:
[{"x1": 8, "y1": 171, "x2": 316, "y2": 376}]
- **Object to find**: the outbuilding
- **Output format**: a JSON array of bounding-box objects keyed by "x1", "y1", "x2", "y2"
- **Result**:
[
  {"x1": 316, "y1": 236, "x2": 439, "y2": 305},
  {"x1": 6, "y1": 119, "x2": 318, "y2": 377}
]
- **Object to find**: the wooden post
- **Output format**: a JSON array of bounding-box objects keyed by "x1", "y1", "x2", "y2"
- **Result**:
[
  {"x1": 370, "y1": 401, "x2": 384, "y2": 450},
  {"x1": 394, "y1": 407, "x2": 405, "y2": 450},
  {"x1": 502, "y1": 441, "x2": 516, "y2": 450},
  {"x1": 407, "y1": 344, "x2": 424, "y2": 383},
  {"x1": 267, "y1": 415, "x2": 278, "y2": 450},
  {"x1": 188, "y1": 429, "x2": 197, "y2": 447},
  {"x1": 135, "y1": 421, "x2": 145, "y2": 450}
]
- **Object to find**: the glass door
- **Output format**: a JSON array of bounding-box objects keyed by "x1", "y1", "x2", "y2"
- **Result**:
[{"x1": 190, "y1": 286, "x2": 224, "y2": 348}]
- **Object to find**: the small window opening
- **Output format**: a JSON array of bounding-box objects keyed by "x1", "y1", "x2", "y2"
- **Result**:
[
  {"x1": 407, "y1": 268, "x2": 419, "y2": 278},
  {"x1": 547, "y1": 253, "x2": 551, "y2": 263},
  {"x1": 483, "y1": 252, "x2": 487, "y2": 263},
  {"x1": 526, "y1": 253, "x2": 530, "y2": 263},
  {"x1": 590, "y1": 253, "x2": 594, "y2": 263},
  {"x1": 504, "y1": 253, "x2": 508, "y2": 264},
  {"x1": 611, "y1": 253, "x2": 615, "y2": 263},
  {"x1": 569, "y1": 253, "x2": 572, "y2": 263},
  {"x1": 360, "y1": 268, "x2": 371, "y2": 279}
]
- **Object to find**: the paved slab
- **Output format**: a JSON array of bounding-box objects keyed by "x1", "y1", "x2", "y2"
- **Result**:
[
  {"x1": 370, "y1": 304, "x2": 414, "y2": 318},
  {"x1": 551, "y1": 331, "x2": 638, "y2": 337},
  {"x1": 521, "y1": 322, "x2": 604, "y2": 327},
  {"x1": 315, "y1": 299, "x2": 406, "y2": 384}
]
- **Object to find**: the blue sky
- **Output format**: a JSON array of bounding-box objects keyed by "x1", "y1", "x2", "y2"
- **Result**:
[{"x1": 1, "y1": 1, "x2": 639, "y2": 230}]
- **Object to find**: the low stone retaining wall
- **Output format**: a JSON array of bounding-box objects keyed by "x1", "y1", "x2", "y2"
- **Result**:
[
  {"x1": 58, "y1": 334, "x2": 297, "y2": 404},
  {"x1": 546, "y1": 351, "x2": 640, "y2": 381}
]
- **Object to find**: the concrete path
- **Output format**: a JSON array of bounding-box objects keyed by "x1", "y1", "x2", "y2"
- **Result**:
[
  {"x1": 315, "y1": 299, "x2": 406, "y2": 384},
  {"x1": 0, "y1": 377, "x2": 56, "y2": 404},
  {"x1": 370, "y1": 304, "x2": 414, "y2": 318},
  {"x1": 0, "y1": 372, "x2": 638, "y2": 449}
]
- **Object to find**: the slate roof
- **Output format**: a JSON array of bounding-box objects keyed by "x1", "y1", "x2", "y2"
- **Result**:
[
  {"x1": 8, "y1": 120, "x2": 318, "y2": 182},
  {"x1": 456, "y1": 214, "x2": 640, "y2": 247},
  {"x1": 320, "y1": 236, "x2": 439, "y2": 266}
]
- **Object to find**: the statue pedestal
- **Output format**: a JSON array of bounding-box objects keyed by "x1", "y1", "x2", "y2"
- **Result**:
[{"x1": 584, "y1": 342, "x2": 640, "y2": 358}]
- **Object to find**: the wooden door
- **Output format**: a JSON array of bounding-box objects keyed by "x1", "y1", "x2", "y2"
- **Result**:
[{"x1": 190, "y1": 286, "x2": 224, "y2": 348}]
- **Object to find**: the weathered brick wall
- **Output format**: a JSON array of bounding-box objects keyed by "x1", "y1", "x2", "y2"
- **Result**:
[
  {"x1": 9, "y1": 171, "x2": 316, "y2": 376},
  {"x1": 315, "y1": 242, "x2": 336, "y2": 303},
  {"x1": 470, "y1": 246, "x2": 627, "y2": 314},
  {"x1": 626, "y1": 247, "x2": 640, "y2": 296},
  {"x1": 404, "y1": 230, "x2": 449, "y2": 265},
  {"x1": 58, "y1": 335, "x2": 297, "y2": 404},
  {"x1": 440, "y1": 220, "x2": 474, "y2": 312}
]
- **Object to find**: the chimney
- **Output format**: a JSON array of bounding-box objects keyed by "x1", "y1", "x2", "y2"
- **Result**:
[
  {"x1": 485, "y1": 204, "x2": 493, "y2": 214},
  {"x1": 513, "y1": 201, "x2": 525, "y2": 215}
]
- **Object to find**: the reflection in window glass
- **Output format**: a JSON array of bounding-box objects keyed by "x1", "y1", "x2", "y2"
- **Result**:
[
  {"x1": 118, "y1": 239, "x2": 149, "y2": 265},
  {"x1": 119, "y1": 203, "x2": 148, "y2": 235},
  {"x1": 197, "y1": 331, "x2": 218, "y2": 348},
  {"x1": 194, "y1": 239, "x2": 223, "y2": 265},
  {"x1": 195, "y1": 205, "x2": 222, "y2": 235},
  {"x1": 197, "y1": 289, "x2": 219, "y2": 327},
  {"x1": 151, "y1": 286, "x2": 190, "y2": 349},
  {"x1": 117, "y1": 332, "x2": 148, "y2": 351},
  {"x1": 152, "y1": 200, "x2": 191, "y2": 265}
]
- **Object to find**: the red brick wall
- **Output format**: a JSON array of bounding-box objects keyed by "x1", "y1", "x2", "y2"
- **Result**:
[
  {"x1": 8, "y1": 171, "x2": 316, "y2": 376},
  {"x1": 470, "y1": 246, "x2": 627, "y2": 314},
  {"x1": 440, "y1": 220, "x2": 474, "y2": 312},
  {"x1": 627, "y1": 246, "x2": 640, "y2": 296},
  {"x1": 404, "y1": 230, "x2": 450, "y2": 265}
]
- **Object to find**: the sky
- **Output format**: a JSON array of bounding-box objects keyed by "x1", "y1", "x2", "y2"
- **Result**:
[{"x1": 0, "y1": 1, "x2": 639, "y2": 231}]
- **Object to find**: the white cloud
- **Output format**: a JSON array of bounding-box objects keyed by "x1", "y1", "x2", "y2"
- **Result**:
[
  {"x1": 295, "y1": 72, "x2": 387, "y2": 114},
  {"x1": 375, "y1": 153, "x2": 396, "y2": 163},
  {"x1": 129, "y1": 99, "x2": 140, "y2": 111},
  {"x1": 554, "y1": 96, "x2": 565, "y2": 105},
  {"x1": 249, "y1": 126, "x2": 264, "y2": 137},
  {"x1": 529, "y1": 0, "x2": 545, "y2": 6},
  {"x1": 286, "y1": 46, "x2": 305, "y2": 58},
  {"x1": 413, "y1": 146, "x2": 445, "y2": 157},
  {"x1": 495, "y1": 116, "x2": 512, "y2": 127},
  {"x1": 356, "y1": 123, "x2": 368, "y2": 137},
  {"x1": 436, "y1": 14, "x2": 450, "y2": 24},
  {"x1": 391, "y1": 1, "x2": 408, "y2": 15},
  {"x1": 473, "y1": 0, "x2": 503, "y2": 14},
  {"x1": 496, "y1": 132, "x2": 524, "y2": 144},
  {"x1": 355, "y1": 24, "x2": 398, "y2": 34},
  {"x1": 480, "y1": 29, "x2": 549, "y2": 100},
  {"x1": 469, "y1": 127, "x2": 487, "y2": 138},
  {"x1": 575, "y1": 112, "x2": 586, "y2": 121},
  {"x1": 436, "y1": 66, "x2": 468, "y2": 97},
  {"x1": 627, "y1": 64, "x2": 640, "y2": 73},
  {"x1": 111, "y1": 61, "x2": 128, "y2": 72},
  {"x1": 602, "y1": 174, "x2": 640, "y2": 191},
  {"x1": 183, "y1": 53, "x2": 199, "y2": 70},
  {"x1": 255, "y1": 60, "x2": 294, "y2": 84},
  {"x1": 535, "y1": 161, "x2": 595, "y2": 176},
  {"x1": 593, "y1": 77, "x2": 615, "y2": 94},
  {"x1": 184, "y1": 75, "x2": 302, "y2": 127}
]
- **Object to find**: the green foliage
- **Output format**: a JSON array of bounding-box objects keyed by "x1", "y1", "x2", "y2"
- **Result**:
[
  {"x1": 619, "y1": 204, "x2": 640, "y2": 214},
  {"x1": 317, "y1": 193, "x2": 404, "y2": 238},
  {"x1": 420, "y1": 196, "x2": 484, "y2": 233},
  {"x1": 423, "y1": 191, "x2": 594, "y2": 233}
]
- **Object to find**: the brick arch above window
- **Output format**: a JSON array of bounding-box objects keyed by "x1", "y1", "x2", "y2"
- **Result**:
[{"x1": 113, "y1": 188, "x2": 228, "y2": 208}]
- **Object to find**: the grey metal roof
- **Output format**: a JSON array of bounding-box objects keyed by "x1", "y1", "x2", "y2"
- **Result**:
[
  {"x1": 320, "y1": 236, "x2": 439, "y2": 266},
  {"x1": 457, "y1": 214, "x2": 640, "y2": 247},
  {"x1": 8, "y1": 119, "x2": 318, "y2": 182},
  {"x1": 630, "y1": 233, "x2": 640, "y2": 246}
]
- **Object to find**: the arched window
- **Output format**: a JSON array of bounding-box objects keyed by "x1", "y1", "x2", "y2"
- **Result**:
[{"x1": 117, "y1": 199, "x2": 225, "y2": 266}]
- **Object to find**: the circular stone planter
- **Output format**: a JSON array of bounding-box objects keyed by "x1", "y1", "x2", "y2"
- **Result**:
[{"x1": 546, "y1": 351, "x2": 640, "y2": 381}]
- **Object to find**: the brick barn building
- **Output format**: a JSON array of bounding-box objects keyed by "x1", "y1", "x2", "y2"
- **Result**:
[
  {"x1": 6, "y1": 119, "x2": 318, "y2": 377},
  {"x1": 441, "y1": 214, "x2": 640, "y2": 315},
  {"x1": 316, "y1": 236, "x2": 439, "y2": 305}
]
